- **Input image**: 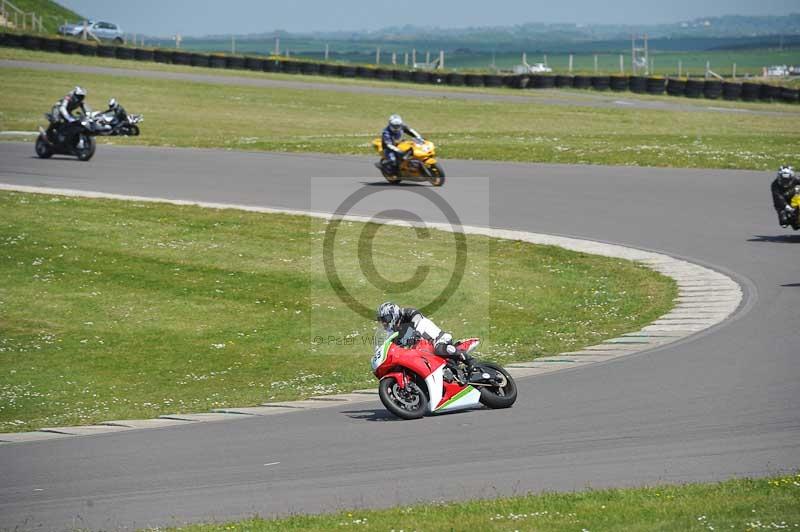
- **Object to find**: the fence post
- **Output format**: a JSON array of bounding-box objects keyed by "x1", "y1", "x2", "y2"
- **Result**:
[
  {"x1": 619, "y1": 54, "x2": 624, "y2": 73},
  {"x1": 404, "y1": 52, "x2": 408, "y2": 66},
  {"x1": 732, "y1": 63, "x2": 736, "y2": 79},
  {"x1": 568, "y1": 54, "x2": 573, "y2": 73},
  {"x1": 391, "y1": 51, "x2": 396, "y2": 65},
  {"x1": 412, "y1": 48, "x2": 416, "y2": 66},
  {"x1": 439, "y1": 50, "x2": 444, "y2": 70},
  {"x1": 678, "y1": 60, "x2": 682, "y2": 77},
  {"x1": 324, "y1": 43, "x2": 329, "y2": 61},
  {"x1": 594, "y1": 54, "x2": 598, "y2": 73},
  {"x1": 375, "y1": 47, "x2": 380, "y2": 65}
]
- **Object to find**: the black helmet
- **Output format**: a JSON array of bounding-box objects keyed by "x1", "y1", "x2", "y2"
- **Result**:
[{"x1": 376, "y1": 301, "x2": 401, "y2": 330}]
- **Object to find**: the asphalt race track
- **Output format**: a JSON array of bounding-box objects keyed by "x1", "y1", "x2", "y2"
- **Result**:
[{"x1": 0, "y1": 142, "x2": 798, "y2": 531}]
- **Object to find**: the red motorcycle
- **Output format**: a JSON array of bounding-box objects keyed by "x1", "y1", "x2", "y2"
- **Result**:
[{"x1": 371, "y1": 329, "x2": 517, "y2": 419}]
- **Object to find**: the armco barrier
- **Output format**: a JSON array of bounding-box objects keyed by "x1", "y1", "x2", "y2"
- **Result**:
[
  {"x1": 22, "y1": 34, "x2": 42, "y2": 51},
  {"x1": 629, "y1": 76, "x2": 647, "y2": 93},
  {"x1": 115, "y1": 46, "x2": 135, "y2": 60},
  {"x1": 741, "y1": 82, "x2": 760, "y2": 101},
  {"x1": 133, "y1": 48, "x2": 154, "y2": 62},
  {"x1": 703, "y1": 80, "x2": 722, "y2": 99},
  {"x1": 96, "y1": 44, "x2": 115, "y2": 58},
  {"x1": 610, "y1": 75, "x2": 628, "y2": 91},
  {"x1": 555, "y1": 75, "x2": 573, "y2": 88},
  {"x1": 209, "y1": 55, "x2": 226, "y2": 68},
  {"x1": 722, "y1": 82, "x2": 742, "y2": 101},
  {"x1": 646, "y1": 77, "x2": 665, "y2": 95},
  {"x1": 666, "y1": 78, "x2": 686, "y2": 96},
  {"x1": 684, "y1": 79, "x2": 704, "y2": 98},
  {"x1": 780, "y1": 87, "x2": 799, "y2": 104},
  {"x1": 759, "y1": 84, "x2": 781, "y2": 103},
  {"x1": 591, "y1": 75, "x2": 610, "y2": 91}
]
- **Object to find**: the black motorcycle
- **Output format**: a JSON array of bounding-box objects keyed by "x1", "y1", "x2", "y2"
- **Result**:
[{"x1": 36, "y1": 113, "x2": 103, "y2": 162}]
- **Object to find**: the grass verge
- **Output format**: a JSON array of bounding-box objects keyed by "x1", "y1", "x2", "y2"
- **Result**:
[
  {"x1": 166, "y1": 472, "x2": 800, "y2": 531},
  {"x1": 0, "y1": 191, "x2": 675, "y2": 431},
  {"x1": 0, "y1": 50, "x2": 798, "y2": 170}
]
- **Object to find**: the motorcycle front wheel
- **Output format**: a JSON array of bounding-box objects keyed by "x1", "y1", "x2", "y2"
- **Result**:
[
  {"x1": 35, "y1": 136, "x2": 53, "y2": 159},
  {"x1": 75, "y1": 135, "x2": 96, "y2": 162},
  {"x1": 476, "y1": 362, "x2": 517, "y2": 409},
  {"x1": 129, "y1": 125, "x2": 140, "y2": 136},
  {"x1": 379, "y1": 377, "x2": 428, "y2": 419},
  {"x1": 428, "y1": 163, "x2": 445, "y2": 187}
]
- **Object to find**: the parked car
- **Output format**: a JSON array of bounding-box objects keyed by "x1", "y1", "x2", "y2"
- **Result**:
[{"x1": 58, "y1": 20, "x2": 124, "y2": 43}]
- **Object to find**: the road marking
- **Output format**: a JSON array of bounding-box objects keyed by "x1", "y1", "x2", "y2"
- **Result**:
[{"x1": 263, "y1": 462, "x2": 280, "y2": 467}]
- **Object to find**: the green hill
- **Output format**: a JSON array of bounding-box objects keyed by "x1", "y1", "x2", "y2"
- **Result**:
[{"x1": 3, "y1": 0, "x2": 82, "y2": 33}]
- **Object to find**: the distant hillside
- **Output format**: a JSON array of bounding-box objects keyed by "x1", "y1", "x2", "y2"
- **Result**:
[{"x1": 4, "y1": 0, "x2": 82, "y2": 33}]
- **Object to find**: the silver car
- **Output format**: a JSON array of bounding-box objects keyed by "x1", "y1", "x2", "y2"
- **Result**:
[{"x1": 58, "y1": 20, "x2": 124, "y2": 43}]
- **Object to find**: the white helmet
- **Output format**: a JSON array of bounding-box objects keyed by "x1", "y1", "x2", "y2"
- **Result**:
[
  {"x1": 388, "y1": 114, "x2": 404, "y2": 131},
  {"x1": 778, "y1": 165, "x2": 795, "y2": 186},
  {"x1": 72, "y1": 86, "x2": 87, "y2": 101},
  {"x1": 108, "y1": 98, "x2": 118, "y2": 110},
  {"x1": 376, "y1": 301, "x2": 401, "y2": 330}
]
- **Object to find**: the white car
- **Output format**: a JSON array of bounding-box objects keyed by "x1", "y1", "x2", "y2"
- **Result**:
[
  {"x1": 58, "y1": 20, "x2": 124, "y2": 43},
  {"x1": 528, "y1": 63, "x2": 553, "y2": 73}
]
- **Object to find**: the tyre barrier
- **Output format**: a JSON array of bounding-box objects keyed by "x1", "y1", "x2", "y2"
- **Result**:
[
  {"x1": 703, "y1": 80, "x2": 722, "y2": 100},
  {"x1": 483, "y1": 74, "x2": 504, "y2": 87},
  {"x1": 357, "y1": 66, "x2": 377, "y2": 79},
  {"x1": 741, "y1": 82, "x2": 760, "y2": 102},
  {"x1": 153, "y1": 49, "x2": 172, "y2": 64},
  {"x1": 759, "y1": 84, "x2": 781, "y2": 103},
  {"x1": 300, "y1": 62, "x2": 321, "y2": 75},
  {"x1": 629, "y1": 76, "x2": 647, "y2": 93},
  {"x1": 209, "y1": 55, "x2": 227, "y2": 68},
  {"x1": 262, "y1": 59, "x2": 279, "y2": 73},
  {"x1": 78, "y1": 42, "x2": 96, "y2": 57},
  {"x1": 646, "y1": 77, "x2": 666, "y2": 95},
  {"x1": 133, "y1": 48, "x2": 153, "y2": 62},
  {"x1": 446, "y1": 72, "x2": 465, "y2": 86},
  {"x1": 610, "y1": 75, "x2": 629, "y2": 91},
  {"x1": 225, "y1": 56, "x2": 245, "y2": 70},
  {"x1": 372, "y1": 68, "x2": 391, "y2": 81},
  {"x1": 245, "y1": 57, "x2": 263, "y2": 72},
  {"x1": 780, "y1": 87, "x2": 799, "y2": 104},
  {"x1": 171, "y1": 51, "x2": 192, "y2": 66},
  {"x1": 41, "y1": 37, "x2": 62, "y2": 53},
  {"x1": 190, "y1": 53, "x2": 211, "y2": 68},
  {"x1": 96, "y1": 44, "x2": 115, "y2": 58},
  {"x1": 280, "y1": 61, "x2": 301, "y2": 74},
  {"x1": 507, "y1": 74, "x2": 528, "y2": 89},
  {"x1": 591, "y1": 75, "x2": 610, "y2": 91},
  {"x1": 531, "y1": 75, "x2": 555, "y2": 89},
  {"x1": 339, "y1": 65, "x2": 357, "y2": 77},
  {"x1": 464, "y1": 73, "x2": 484, "y2": 87},
  {"x1": 411, "y1": 70, "x2": 431, "y2": 83},
  {"x1": 318, "y1": 63, "x2": 338, "y2": 76},
  {"x1": 684, "y1": 79, "x2": 704, "y2": 98},
  {"x1": 573, "y1": 75, "x2": 591, "y2": 89},
  {"x1": 431, "y1": 73, "x2": 446, "y2": 84},
  {"x1": 114, "y1": 46, "x2": 135, "y2": 60},
  {"x1": 666, "y1": 78, "x2": 686, "y2": 96},
  {"x1": 555, "y1": 75, "x2": 573, "y2": 88},
  {"x1": 722, "y1": 82, "x2": 742, "y2": 101},
  {"x1": 3, "y1": 33, "x2": 24, "y2": 48},
  {"x1": 393, "y1": 69, "x2": 411, "y2": 82},
  {"x1": 22, "y1": 34, "x2": 42, "y2": 50}
]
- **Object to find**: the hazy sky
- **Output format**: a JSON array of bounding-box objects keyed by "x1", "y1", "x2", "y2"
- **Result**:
[{"x1": 59, "y1": 0, "x2": 798, "y2": 36}]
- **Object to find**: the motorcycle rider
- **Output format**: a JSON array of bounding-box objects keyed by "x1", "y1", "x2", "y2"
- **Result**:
[
  {"x1": 101, "y1": 98, "x2": 127, "y2": 131},
  {"x1": 47, "y1": 86, "x2": 88, "y2": 145},
  {"x1": 771, "y1": 165, "x2": 799, "y2": 229},
  {"x1": 380, "y1": 115, "x2": 423, "y2": 176},
  {"x1": 376, "y1": 302, "x2": 473, "y2": 383}
]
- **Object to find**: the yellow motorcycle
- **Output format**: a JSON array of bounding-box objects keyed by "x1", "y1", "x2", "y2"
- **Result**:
[{"x1": 372, "y1": 137, "x2": 445, "y2": 186}]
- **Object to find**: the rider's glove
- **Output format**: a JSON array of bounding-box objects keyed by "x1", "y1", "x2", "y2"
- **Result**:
[{"x1": 784, "y1": 205, "x2": 796, "y2": 213}]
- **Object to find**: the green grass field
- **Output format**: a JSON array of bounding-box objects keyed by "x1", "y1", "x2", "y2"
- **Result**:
[
  {"x1": 0, "y1": 49, "x2": 798, "y2": 170},
  {"x1": 2, "y1": 0, "x2": 81, "y2": 33},
  {"x1": 0, "y1": 191, "x2": 675, "y2": 432},
  {"x1": 169, "y1": 473, "x2": 800, "y2": 532}
]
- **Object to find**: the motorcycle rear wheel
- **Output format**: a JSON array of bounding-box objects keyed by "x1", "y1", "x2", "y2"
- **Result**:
[
  {"x1": 476, "y1": 362, "x2": 517, "y2": 409},
  {"x1": 75, "y1": 135, "x2": 96, "y2": 162},
  {"x1": 130, "y1": 125, "x2": 140, "y2": 136},
  {"x1": 35, "y1": 136, "x2": 53, "y2": 159},
  {"x1": 379, "y1": 377, "x2": 428, "y2": 419},
  {"x1": 428, "y1": 163, "x2": 445, "y2": 187}
]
